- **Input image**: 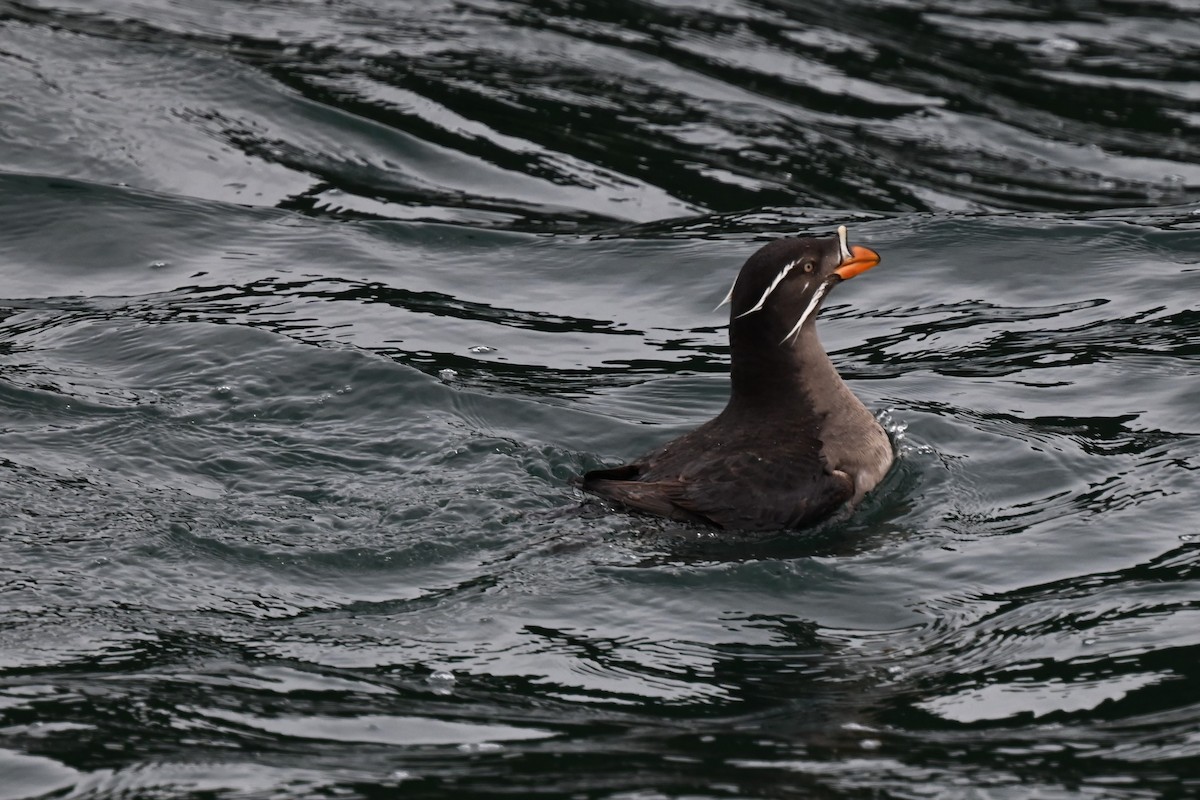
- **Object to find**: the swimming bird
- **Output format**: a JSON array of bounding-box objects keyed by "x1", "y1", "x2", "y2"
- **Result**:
[{"x1": 580, "y1": 226, "x2": 892, "y2": 531}]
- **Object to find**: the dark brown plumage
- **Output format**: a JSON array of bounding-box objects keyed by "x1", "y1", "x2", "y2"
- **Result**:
[{"x1": 580, "y1": 227, "x2": 893, "y2": 531}]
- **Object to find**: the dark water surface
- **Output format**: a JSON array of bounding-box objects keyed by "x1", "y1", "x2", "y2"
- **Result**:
[{"x1": 2, "y1": 0, "x2": 1199, "y2": 797}]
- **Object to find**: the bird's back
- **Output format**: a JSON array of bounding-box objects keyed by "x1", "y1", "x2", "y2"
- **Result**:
[{"x1": 581, "y1": 413, "x2": 855, "y2": 530}]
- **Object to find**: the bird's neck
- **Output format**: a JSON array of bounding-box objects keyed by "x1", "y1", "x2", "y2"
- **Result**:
[{"x1": 725, "y1": 320, "x2": 842, "y2": 416}]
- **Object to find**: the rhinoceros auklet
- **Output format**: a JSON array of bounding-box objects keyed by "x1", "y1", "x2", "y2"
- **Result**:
[{"x1": 580, "y1": 226, "x2": 893, "y2": 531}]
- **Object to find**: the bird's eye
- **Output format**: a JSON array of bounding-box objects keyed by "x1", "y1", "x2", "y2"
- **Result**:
[{"x1": 802, "y1": 261, "x2": 816, "y2": 273}]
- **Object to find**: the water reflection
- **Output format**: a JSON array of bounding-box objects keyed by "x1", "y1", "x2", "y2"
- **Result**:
[{"x1": 3, "y1": 1, "x2": 1198, "y2": 229}]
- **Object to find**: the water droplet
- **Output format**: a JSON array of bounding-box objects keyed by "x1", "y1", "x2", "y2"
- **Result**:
[
  {"x1": 1036, "y1": 36, "x2": 1080, "y2": 54},
  {"x1": 215, "y1": 385, "x2": 232, "y2": 396},
  {"x1": 860, "y1": 738, "x2": 882, "y2": 750},
  {"x1": 469, "y1": 345, "x2": 496, "y2": 354},
  {"x1": 438, "y1": 368, "x2": 457, "y2": 381},
  {"x1": 1179, "y1": 533, "x2": 1194, "y2": 542},
  {"x1": 428, "y1": 670, "x2": 456, "y2": 695}
]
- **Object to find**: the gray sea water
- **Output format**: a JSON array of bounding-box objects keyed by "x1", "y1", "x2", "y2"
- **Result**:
[{"x1": 1, "y1": 1, "x2": 1199, "y2": 797}]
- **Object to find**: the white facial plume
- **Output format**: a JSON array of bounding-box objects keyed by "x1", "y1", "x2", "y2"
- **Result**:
[
  {"x1": 779, "y1": 281, "x2": 832, "y2": 345},
  {"x1": 717, "y1": 226, "x2": 853, "y2": 327},
  {"x1": 736, "y1": 259, "x2": 808, "y2": 319}
]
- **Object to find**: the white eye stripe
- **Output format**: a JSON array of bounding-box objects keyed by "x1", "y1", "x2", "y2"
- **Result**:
[
  {"x1": 779, "y1": 281, "x2": 830, "y2": 345},
  {"x1": 734, "y1": 259, "x2": 808, "y2": 319},
  {"x1": 715, "y1": 278, "x2": 737, "y2": 310}
]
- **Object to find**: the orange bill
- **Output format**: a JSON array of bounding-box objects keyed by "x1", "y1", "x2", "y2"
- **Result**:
[{"x1": 834, "y1": 244, "x2": 881, "y2": 280}]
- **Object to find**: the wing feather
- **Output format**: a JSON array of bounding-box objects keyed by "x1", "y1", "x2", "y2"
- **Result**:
[{"x1": 581, "y1": 458, "x2": 853, "y2": 531}]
